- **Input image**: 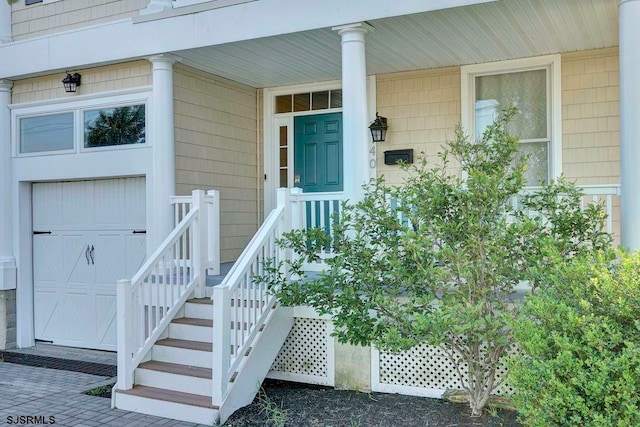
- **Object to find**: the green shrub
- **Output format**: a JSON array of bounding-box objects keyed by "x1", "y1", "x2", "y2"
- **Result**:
[
  {"x1": 261, "y1": 108, "x2": 610, "y2": 416},
  {"x1": 510, "y1": 251, "x2": 640, "y2": 426}
]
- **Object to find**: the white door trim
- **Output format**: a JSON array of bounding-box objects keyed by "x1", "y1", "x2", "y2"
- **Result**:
[{"x1": 263, "y1": 80, "x2": 342, "y2": 216}]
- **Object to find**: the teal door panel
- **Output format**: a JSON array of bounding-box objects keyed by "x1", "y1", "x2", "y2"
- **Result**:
[{"x1": 294, "y1": 113, "x2": 343, "y2": 193}]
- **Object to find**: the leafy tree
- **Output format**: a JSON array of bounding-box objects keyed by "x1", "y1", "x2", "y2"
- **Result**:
[
  {"x1": 84, "y1": 105, "x2": 145, "y2": 148},
  {"x1": 261, "y1": 108, "x2": 611, "y2": 415},
  {"x1": 510, "y1": 251, "x2": 639, "y2": 426}
]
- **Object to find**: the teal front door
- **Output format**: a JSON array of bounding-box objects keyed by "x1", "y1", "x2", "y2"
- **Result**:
[{"x1": 294, "y1": 113, "x2": 343, "y2": 193}]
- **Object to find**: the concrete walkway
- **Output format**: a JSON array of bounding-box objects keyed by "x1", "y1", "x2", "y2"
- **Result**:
[{"x1": 0, "y1": 362, "x2": 207, "y2": 426}]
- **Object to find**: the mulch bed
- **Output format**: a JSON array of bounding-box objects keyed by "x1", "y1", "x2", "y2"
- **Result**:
[{"x1": 225, "y1": 379, "x2": 521, "y2": 427}]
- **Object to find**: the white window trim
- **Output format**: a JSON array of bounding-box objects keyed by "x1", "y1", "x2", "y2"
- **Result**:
[
  {"x1": 460, "y1": 54, "x2": 562, "y2": 181},
  {"x1": 80, "y1": 102, "x2": 148, "y2": 153},
  {"x1": 14, "y1": 110, "x2": 77, "y2": 157},
  {"x1": 11, "y1": 89, "x2": 152, "y2": 158}
]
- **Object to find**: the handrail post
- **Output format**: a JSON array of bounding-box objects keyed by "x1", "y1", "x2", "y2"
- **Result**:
[
  {"x1": 276, "y1": 189, "x2": 292, "y2": 277},
  {"x1": 206, "y1": 189, "x2": 221, "y2": 276},
  {"x1": 192, "y1": 190, "x2": 207, "y2": 298},
  {"x1": 277, "y1": 188, "x2": 291, "y2": 230},
  {"x1": 117, "y1": 279, "x2": 135, "y2": 390},
  {"x1": 289, "y1": 188, "x2": 303, "y2": 271},
  {"x1": 290, "y1": 188, "x2": 303, "y2": 231},
  {"x1": 212, "y1": 285, "x2": 230, "y2": 405}
]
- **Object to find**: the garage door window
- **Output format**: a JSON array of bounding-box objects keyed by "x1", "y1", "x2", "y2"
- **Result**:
[
  {"x1": 19, "y1": 112, "x2": 74, "y2": 154},
  {"x1": 84, "y1": 104, "x2": 146, "y2": 148}
]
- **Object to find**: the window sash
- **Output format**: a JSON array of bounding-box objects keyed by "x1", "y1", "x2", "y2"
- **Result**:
[
  {"x1": 472, "y1": 67, "x2": 551, "y2": 186},
  {"x1": 19, "y1": 112, "x2": 74, "y2": 154},
  {"x1": 83, "y1": 104, "x2": 146, "y2": 149}
]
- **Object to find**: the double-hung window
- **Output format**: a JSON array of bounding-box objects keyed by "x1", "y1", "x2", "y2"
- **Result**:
[{"x1": 461, "y1": 55, "x2": 561, "y2": 186}]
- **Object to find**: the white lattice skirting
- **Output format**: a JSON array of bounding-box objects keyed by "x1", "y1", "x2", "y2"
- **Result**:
[
  {"x1": 267, "y1": 314, "x2": 335, "y2": 386},
  {"x1": 372, "y1": 343, "x2": 515, "y2": 398}
]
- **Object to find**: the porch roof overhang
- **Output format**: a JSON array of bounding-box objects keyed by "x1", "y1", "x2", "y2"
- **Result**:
[
  {"x1": 174, "y1": 0, "x2": 619, "y2": 88},
  {"x1": 0, "y1": 0, "x2": 618, "y2": 86}
]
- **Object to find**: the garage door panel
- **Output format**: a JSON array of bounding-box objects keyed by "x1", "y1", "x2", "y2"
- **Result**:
[
  {"x1": 35, "y1": 289, "x2": 89, "y2": 343},
  {"x1": 63, "y1": 235, "x2": 93, "y2": 285},
  {"x1": 33, "y1": 177, "x2": 146, "y2": 351},
  {"x1": 95, "y1": 293, "x2": 117, "y2": 347},
  {"x1": 34, "y1": 289, "x2": 58, "y2": 337},
  {"x1": 125, "y1": 234, "x2": 147, "y2": 278},
  {"x1": 62, "y1": 181, "x2": 95, "y2": 227},
  {"x1": 94, "y1": 179, "x2": 126, "y2": 226},
  {"x1": 124, "y1": 177, "x2": 146, "y2": 225},
  {"x1": 33, "y1": 182, "x2": 64, "y2": 229},
  {"x1": 94, "y1": 233, "x2": 126, "y2": 285},
  {"x1": 33, "y1": 235, "x2": 63, "y2": 283},
  {"x1": 62, "y1": 291, "x2": 91, "y2": 342}
]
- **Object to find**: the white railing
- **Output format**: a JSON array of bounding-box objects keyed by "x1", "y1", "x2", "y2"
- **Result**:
[
  {"x1": 510, "y1": 184, "x2": 620, "y2": 234},
  {"x1": 172, "y1": 190, "x2": 221, "y2": 275},
  {"x1": 300, "y1": 192, "x2": 343, "y2": 233},
  {"x1": 211, "y1": 188, "x2": 302, "y2": 406},
  {"x1": 117, "y1": 189, "x2": 220, "y2": 390},
  {"x1": 578, "y1": 184, "x2": 620, "y2": 234},
  {"x1": 299, "y1": 192, "x2": 343, "y2": 270}
]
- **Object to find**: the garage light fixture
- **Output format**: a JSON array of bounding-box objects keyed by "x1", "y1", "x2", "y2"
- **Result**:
[
  {"x1": 369, "y1": 112, "x2": 388, "y2": 142},
  {"x1": 62, "y1": 73, "x2": 82, "y2": 93}
]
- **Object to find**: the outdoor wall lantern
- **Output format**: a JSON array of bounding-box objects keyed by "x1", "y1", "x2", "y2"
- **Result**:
[
  {"x1": 369, "y1": 112, "x2": 388, "y2": 142},
  {"x1": 62, "y1": 73, "x2": 82, "y2": 93}
]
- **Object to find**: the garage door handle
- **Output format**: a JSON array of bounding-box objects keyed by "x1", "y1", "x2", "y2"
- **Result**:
[
  {"x1": 85, "y1": 245, "x2": 90, "y2": 265},
  {"x1": 89, "y1": 245, "x2": 95, "y2": 265}
]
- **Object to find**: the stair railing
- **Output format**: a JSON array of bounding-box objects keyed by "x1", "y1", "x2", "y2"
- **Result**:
[
  {"x1": 117, "y1": 189, "x2": 220, "y2": 390},
  {"x1": 211, "y1": 188, "x2": 302, "y2": 406},
  {"x1": 171, "y1": 189, "x2": 221, "y2": 275}
]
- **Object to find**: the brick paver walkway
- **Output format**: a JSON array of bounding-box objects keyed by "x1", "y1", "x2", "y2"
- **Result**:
[{"x1": 0, "y1": 362, "x2": 205, "y2": 426}]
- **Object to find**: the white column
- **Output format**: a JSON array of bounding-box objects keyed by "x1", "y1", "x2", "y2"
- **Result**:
[
  {"x1": 333, "y1": 22, "x2": 373, "y2": 203},
  {"x1": 0, "y1": 80, "x2": 15, "y2": 291},
  {"x1": 140, "y1": 0, "x2": 173, "y2": 15},
  {"x1": 149, "y1": 55, "x2": 176, "y2": 252},
  {"x1": 619, "y1": 0, "x2": 640, "y2": 250},
  {"x1": 0, "y1": 1, "x2": 11, "y2": 44}
]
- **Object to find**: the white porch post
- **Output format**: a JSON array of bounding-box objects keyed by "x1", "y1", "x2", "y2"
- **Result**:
[
  {"x1": 619, "y1": 0, "x2": 640, "y2": 250},
  {"x1": 149, "y1": 55, "x2": 176, "y2": 253},
  {"x1": 0, "y1": 80, "x2": 15, "y2": 292},
  {"x1": 140, "y1": 0, "x2": 173, "y2": 15},
  {"x1": 0, "y1": 1, "x2": 11, "y2": 44},
  {"x1": 333, "y1": 22, "x2": 373, "y2": 203}
]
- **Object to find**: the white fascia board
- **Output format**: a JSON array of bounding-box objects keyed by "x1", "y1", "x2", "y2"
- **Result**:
[
  {"x1": 0, "y1": 0, "x2": 497, "y2": 79},
  {"x1": 191, "y1": 0, "x2": 497, "y2": 46}
]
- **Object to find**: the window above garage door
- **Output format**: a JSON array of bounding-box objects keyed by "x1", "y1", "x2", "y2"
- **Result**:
[{"x1": 11, "y1": 89, "x2": 150, "y2": 157}]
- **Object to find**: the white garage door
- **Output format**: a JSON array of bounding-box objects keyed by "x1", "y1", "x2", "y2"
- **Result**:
[{"x1": 33, "y1": 177, "x2": 146, "y2": 351}]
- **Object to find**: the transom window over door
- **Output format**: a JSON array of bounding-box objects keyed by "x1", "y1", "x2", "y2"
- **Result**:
[{"x1": 462, "y1": 55, "x2": 561, "y2": 186}]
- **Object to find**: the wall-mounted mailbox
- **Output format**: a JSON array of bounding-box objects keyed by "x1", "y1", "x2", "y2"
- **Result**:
[{"x1": 384, "y1": 149, "x2": 414, "y2": 165}]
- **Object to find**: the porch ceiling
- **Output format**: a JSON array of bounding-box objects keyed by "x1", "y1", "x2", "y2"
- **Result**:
[{"x1": 174, "y1": 0, "x2": 618, "y2": 88}]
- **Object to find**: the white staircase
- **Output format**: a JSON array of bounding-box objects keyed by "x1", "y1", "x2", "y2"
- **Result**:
[
  {"x1": 112, "y1": 189, "x2": 296, "y2": 425},
  {"x1": 115, "y1": 300, "x2": 218, "y2": 424}
]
